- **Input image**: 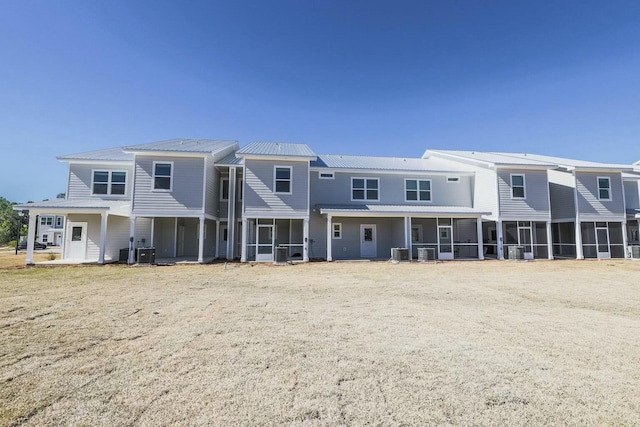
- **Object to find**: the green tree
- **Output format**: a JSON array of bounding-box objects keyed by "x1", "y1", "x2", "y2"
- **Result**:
[{"x1": 0, "y1": 198, "x2": 29, "y2": 244}]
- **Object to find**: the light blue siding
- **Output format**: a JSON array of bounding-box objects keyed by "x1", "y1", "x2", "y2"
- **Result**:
[
  {"x1": 244, "y1": 159, "x2": 309, "y2": 217},
  {"x1": 497, "y1": 169, "x2": 550, "y2": 220},
  {"x1": 575, "y1": 172, "x2": 625, "y2": 220},
  {"x1": 67, "y1": 164, "x2": 134, "y2": 200},
  {"x1": 132, "y1": 156, "x2": 204, "y2": 216},
  {"x1": 624, "y1": 181, "x2": 639, "y2": 210}
]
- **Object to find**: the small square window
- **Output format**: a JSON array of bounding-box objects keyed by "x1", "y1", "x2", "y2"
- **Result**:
[{"x1": 332, "y1": 223, "x2": 342, "y2": 239}]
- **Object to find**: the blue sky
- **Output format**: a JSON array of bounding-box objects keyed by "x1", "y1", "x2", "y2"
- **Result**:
[{"x1": 1, "y1": 1, "x2": 640, "y2": 202}]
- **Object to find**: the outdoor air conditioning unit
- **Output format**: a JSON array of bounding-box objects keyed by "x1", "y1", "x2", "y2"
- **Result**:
[
  {"x1": 391, "y1": 248, "x2": 409, "y2": 262},
  {"x1": 274, "y1": 246, "x2": 288, "y2": 265},
  {"x1": 508, "y1": 245, "x2": 525, "y2": 261},
  {"x1": 630, "y1": 246, "x2": 640, "y2": 259},
  {"x1": 417, "y1": 247, "x2": 436, "y2": 262}
]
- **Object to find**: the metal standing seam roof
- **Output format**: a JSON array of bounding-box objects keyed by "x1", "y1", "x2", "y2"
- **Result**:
[
  {"x1": 57, "y1": 147, "x2": 133, "y2": 162},
  {"x1": 217, "y1": 152, "x2": 244, "y2": 166},
  {"x1": 492, "y1": 152, "x2": 633, "y2": 170},
  {"x1": 236, "y1": 142, "x2": 317, "y2": 157},
  {"x1": 425, "y1": 150, "x2": 557, "y2": 167},
  {"x1": 123, "y1": 138, "x2": 238, "y2": 154},
  {"x1": 311, "y1": 154, "x2": 469, "y2": 173}
]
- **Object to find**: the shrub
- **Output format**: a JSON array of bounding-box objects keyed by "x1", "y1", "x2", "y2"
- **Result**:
[{"x1": 48, "y1": 251, "x2": 56, "y2": 261}]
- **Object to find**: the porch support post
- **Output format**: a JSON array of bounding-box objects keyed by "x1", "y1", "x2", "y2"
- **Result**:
[
  {"x1": 476, "y1": 218, "x2": 484, "y2": 260},
  {"x1": 326, "y1": 215, "x2": 333, "y2": 261},
  {"x1": 98, "y1": 212, "x2": 108, "y2": 264},
  {"x1": 241, "y1": 218, "x2": 248, "y2": 262},
  {"x1": 404, "y1": 216, "x2": 412, "y2": 261},
  {"x1": 622, "y1": 220, "x2": 629, "y2": 258},
  {"x1": 150, "y1": 217, "x2": 155, "y2": 247},
  {"x1": 173, "y1": 217, "x2": 178, "y2": 257},
  {"x1": 496, "y1": 220, "x2": 504, "y2": 260},
  {"x1": 575, "y1": 220, "x2": 584, "y2": 259},
  {"x1": 25, "y1": 214, "x2": 37, "y2": 265},
  {"x1": 546, "y1": 221, "x2": 553, "y2": 259},
  {"x1": 303, "y1": 218, "x2": 310, "y2": 262},
  {"x1": 198, "y1": 216, "x2": 205, "y2": 263},
  {"x1": 227, "y1": 166, "x2": 237, "y2": 260},
  {"x1": 128, "y1": 216, "x2": 137, "y2": 264},
  {"x1": 215, "y1": 220, "x2": 220, "y2": 258}
]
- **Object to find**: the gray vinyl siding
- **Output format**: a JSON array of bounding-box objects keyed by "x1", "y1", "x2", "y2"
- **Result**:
[
  {"x1": 132, "y1": 156, "x2": 204, "y2": 216},
  {"x1": 244, "y1": 159, "x2": 309, "y2": 217},
  {"x1": 328, "y1": 217, "x2": 398, "y2": 260},
  {"x1": 204, "y1": 157, "x2": 217, "y2": 217},
  {"x1": 104, "y1": 215, "x2": 130, "y2": 261},
  {"x1": 309, "y1": 171, "x2": 473, "y2": 207},
  {"x1": 153, "y1": 217, "x2": 176, "y2": 258},
  {"x1": 135, "y1": 217, "x2": 153, "y2": 247},
  {"x1": 497, "y1": 169, "x2": 550, "y2": 220},
  {"x1": 575, "y1": 171, "x2": 625, "y2": 221},
  {"x1": 67, "y1": 163, "x2": 134, "y2": 200},
  {"x1": 624, "y1": 181, "x2": 640, "y2": 210},
  {"x1": 549, "y1": 183, "x2": 576, "y2": 220},
  {"x1": 66, "y1": 214, "x2": 101, "y2": 261}
]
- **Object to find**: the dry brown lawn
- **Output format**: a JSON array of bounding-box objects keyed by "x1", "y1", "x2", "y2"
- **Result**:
[{"x1": 1, "y1": 251, "x2": 640, "y2": 426}]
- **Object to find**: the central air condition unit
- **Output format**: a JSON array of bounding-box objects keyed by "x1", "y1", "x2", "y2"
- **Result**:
[
  {"x1": 417, "y1": 247, "x2": 436, "y2": 262},
  {"x1": 508, "y1": 245, "x2": 525, "y2": 260},
  {"x1": 391, "y1": 248, "x2": 409, "y2": 262},
  {"x1": 630, "y1": 246, "x2": 640, "y2": 259},
  {"x1": 274, "y1": 246, "x2": 288, "y2": 265}
]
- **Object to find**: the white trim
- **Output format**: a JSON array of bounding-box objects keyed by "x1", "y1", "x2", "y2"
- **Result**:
[
  {"x1": 273, "y1": 165, "x2": 293, "y2": 195},
  {"x1": 90, "y1": 169, "x2": 128, "y2": 197},
  {"x1": 404, "y1": 178, "x2": 432, "y2": 202},
  {"x1": 597, "y1": 176, "x2": 612, "y2": 201},
  {"x1": 318, "y1": 172, "x2": 335, "y2": 179},
  {"x1": 510, "y1": 173, "x2": 526, "y2": 199},
  {"x1": 351, "y1": 177, "x2": 380, "y2": 201},
  {"x1": 152, "y1": 161, "x2": 174, "y2": 192},
  {"x1": 332, "y1": 222, "x2": 342, "y2": 239}
]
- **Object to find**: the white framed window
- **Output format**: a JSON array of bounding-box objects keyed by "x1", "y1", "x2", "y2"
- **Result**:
[
  {"x1": 274, "y1": 166, "x2": 292, "y2": 194},
  {"x1": 40, "y1": 216, "x2": 53, "y2": 226},
  {"x1": 351, "y1": 177, "x2": 379, "y2": 201},
  {"x1": 56, "y1": 217, "x2": 63, "y2": 227},
  {"x1": 405, "y1": 179, "x2": 431, "y2": 201},
  {"x1": 42, "y1": 234, "x2": 48, "y2": 243},
  {"x1": 510, "y1": 174, "x2": 526, "y2": 199},
  {"x1": 597, "y1": 177, "x2": 611, "y2": 200},
  {"x1": 332, "y1": 223, "x2": 342, "y2": 239},
  {"x1": 319, "y1": 172, "x2": 335, "y2": 179},
  {"x1": 153, "y1": 162, "x2": 173, "y2": 191},
  {"x1": 447, "y1": 176, "x2": 460, "y2": 183},
  {"x1": 91, "y1": 170, "x2": 127, "y2": 195},
  {"x1": 220, "y1": 178, "x2": 229, "y2": 200}
]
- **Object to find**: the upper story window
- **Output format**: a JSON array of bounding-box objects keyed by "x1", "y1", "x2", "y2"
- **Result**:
[
  {"x1": 153, "y1": 162, "x2": 172, "y2": 191},
  {"x1": 352, "y1": 178, "x2": 379, "y2": 201},
  {"x1": 319, "y1": 172, "x2": 335, "y2": 179},
  {"x1": 40, "y1": 216, "x2": 53, "y2": 226},
  {"x1": 221, "y1": 178, "x2": 229, "y2": 200},
  {"x1": 598, "y1": 177, "x2": 611, "y2": 200},
  {"x1": 405, "y1": 179, "x2": 431, "y2": 201},
  {"x1": 92, "y1": 171, "x2": 126, "y2": 195},
  {"x1": 274, "y1": 166, "x2": 292, "y2": 194},
  {"x1": 510, "y1": 174, "x2": 526, "y2": 199}
]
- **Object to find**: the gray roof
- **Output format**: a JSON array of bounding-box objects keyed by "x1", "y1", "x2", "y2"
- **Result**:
[
  {"x1": 57, "y1": 147, "x2": 133, "y2": 162},
  {"x1": 236, "y1": 142, "x2": 317, "y2": 158},
  {"x1": 123, "y1": 138, "x2": 237, "y2": 154},
  {"x1": 497, "y1": 152, "x2": 633, "y2": 171},
  {"x1": 627, "y1": 208, "x2": 640, "y2": 219},
  {"x1": 425, "y1": 150, "x2": 557, "y2": 168},
  {"x1": 318, "y1": 204, "x2": 489, "y2": 217},
  {"x1": 312, "y1": 154, "x2": 468, "y2": 173},
  {"x1": 217, "y1": 152, "x2": 243, "y2": 166}
]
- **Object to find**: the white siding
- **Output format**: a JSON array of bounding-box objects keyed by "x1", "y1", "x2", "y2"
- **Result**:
[
  {"x1": 66, "y1": 214, "x2": 101, "y2": 262},
  {"x1": 104, "y1": 215, "x2": 130, "y2": 261}
]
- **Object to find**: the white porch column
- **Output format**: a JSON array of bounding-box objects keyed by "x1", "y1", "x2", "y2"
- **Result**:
[
  {"x1": 25, "y1": 214, "x2": 37, "y2": 265},
  {"x1": 326, "y1": 215, "x2": 333, "y2": 261},
  {"x1": 496, "y1": 220, "x2": 504, "y2": 260},
  {"x1": 227, "y1": 167, "x2": 237, "y2": 260},
  {"x1": 546, "y1": 221, "x2": 554, "y2": 259},
  {"x1": 303, "y1": 218, "x2": 310, "y2": 262},
  {"x1": 622, "y1": 220, "x2": 629, "y2": 258},
  {"x1": 477, "y1": 218, "x2": 484, "y2": 260},
  {"x1": 98, "y1": 212, "x2": 108, "y2": 264},
  {"x1": 241, "y1": 218, "x2": 248, "y2": 262},
  {"x1": 150, "y1": 218, "x2": 155, "y2": 248},
  {"x1": 128, "y1": 216, "x2": 137, "y2": 264},
  {"x1": 575, "y1": 220, "x2": 584, "y2": 259},
  {"x1": 215, "y1": 220, "x2": 220, "y2": 258},
  {"x1": 404, "y1": 216, "x2": 412, "y2": 261},
  {"x1": 173, "y1": 217, "x2": 178, "y2": 257},
  {"x1": 198, "y1": 216, "x2": 205, "y2": 263}
]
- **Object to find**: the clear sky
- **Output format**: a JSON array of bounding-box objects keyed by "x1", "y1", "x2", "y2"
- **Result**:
[{"x1": 1, "y1": 1, "x2": 640, "y2": 202}]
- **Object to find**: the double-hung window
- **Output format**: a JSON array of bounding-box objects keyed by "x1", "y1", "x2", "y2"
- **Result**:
[
  {"x1": 405, "y1": 179, "x2": 431, "y2": 201},
  {"x1": 597, "y1": 177, "x2": 611, "y2": 200},
  {"x1": 153, "y1": 162, "x2": 172, "y2": 190},
  {"x1": 92, "y1": 171, "x2": 127, "y2": 195},
  {"x1": 332, "y1": 223, "x2": 342, "y2": 239},
  {"x1": 352, "y1": 178, "x2": 379, "y2": 201},
  {"x1": 274, "y1": 166, "x2": 292, "y2": 194},
  {"x1": 40, "y1": 217, "x2": 53, "y2": 226},
  {"x1": 511, "y1": 174, "x2": 526, "y2": 199}
]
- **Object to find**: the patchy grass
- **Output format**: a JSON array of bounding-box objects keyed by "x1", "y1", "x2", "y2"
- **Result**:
[{"x1": 1, "y1": 257, "x2": 640, "y2": 426}]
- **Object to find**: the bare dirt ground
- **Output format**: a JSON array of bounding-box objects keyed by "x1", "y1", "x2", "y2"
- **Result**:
[{"x1": 1, "y1": 251, "x2": 639, "y2": 426}]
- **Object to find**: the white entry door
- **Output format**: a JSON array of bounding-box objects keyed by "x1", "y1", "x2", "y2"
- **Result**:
[
  {"x1": 360, "y1": 224, "x2": 377, "y2": 258},
  {"x1": 438, "y1": 225, "x2": 454, "y2": 260},
  {"x1": 596, "y1": 224, "x2": 611, "y2": 259},
  {"x1": 256, "y1": 224, "x2": 274, "y2": 261},
  {"x1": 66, "y1": 222, "x2": 87, "y2": 259}
]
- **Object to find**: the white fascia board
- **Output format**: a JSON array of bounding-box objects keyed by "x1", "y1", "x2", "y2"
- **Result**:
[
  {"x1": 309, "y1": 167, "x2": 475, "y2": 176},
  {"x1": 494, "y1": 164, "x2": 556, "y2": 171},
  {"x1": 59, "y1": 159, "x2": 133, "y2": 165},
  {"x1": 318, "y1": 209, "x2": 490, "y2": 218},
  {"x1": 122, "y1": 151, "x2": 210, "y2": 158},
  {"x1": 237, "y1": 154, "x2": 317, "y2": 162},
  {"x1": 243, "y1": 212, "x2": 310, "y2": 220},
  {"x1": 572, "y1": 167, "x2": 634, "y2": 173}
]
